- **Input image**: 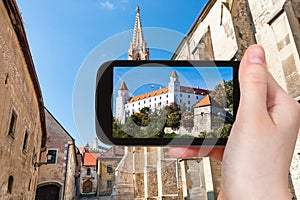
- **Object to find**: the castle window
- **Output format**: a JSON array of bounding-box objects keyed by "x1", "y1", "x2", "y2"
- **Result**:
[
  {"x1": 188, "y1": 107, "x2": 190, "y2": 111},
  {"x1": 149, "y1": 99, "x2": 151, "y2": 102},
  {"x1": 154, "y1": 98, "x2": 156, "y2": 101},
  {"x1": 160, "y1": 96, "x2": 162, "y2": 100},
  {"x1": 22, "y1": 131, "x2": 29, "y2": 152},
  {"x1": 196, "y1": 96, "x2": 199, "y2": 100},
  {"x1": 87, "y1": 168, "x2": 91, "y2": 175},
  {"x1": 107, "y1": 180, "x2": 112, "y2": 188},
  {"x1": 132, "y1": 104, "x2": 134, "y2": 107},
  {"x1": 180, "y1": 94, "x2": 182, "y2": 97},
  {"x1": 8, "y1": 110, "x2": 17, "y2": 138},
  {"x1": 144, "y1": 101, "x2": 146, "y2": 104},
  {"x1": 7, "y1": 176, "x2": 13, "y2": 194},
  {"x1": 188, "y1": 95, "x2": 190, "y2": 98},
  {"x1": 166, "y1": 100, "x2": 169, "y2": 104},
  {"x1": 138, "y1": 102, "x2": 140, "y2": 105},
  {"x1": 188, "y1": 101, "x2": 190, "y2": 105}
]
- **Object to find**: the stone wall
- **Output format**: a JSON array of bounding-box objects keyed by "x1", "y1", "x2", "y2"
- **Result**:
[
  {"x1": 0, "y1": 1, "x2": 45, "y2": 199},
  {"x1": 173, "y1": 0, "x2": 300, "y2": 199}
]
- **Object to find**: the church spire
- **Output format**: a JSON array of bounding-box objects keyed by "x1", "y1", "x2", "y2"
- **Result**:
[{"x1": 128, "y1": 6, "x2": 149, "y2": 60}]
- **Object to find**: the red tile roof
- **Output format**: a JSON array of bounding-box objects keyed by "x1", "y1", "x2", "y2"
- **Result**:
[
  {"x1": 129, "y1": 87, "x2": 168, "y2": 103},
  {"x1": 83, "y1": 152, "x2": 100, "y2": 166},
  {"x1": 194, "y1": 95, "x2": 211, "y2": 107}
]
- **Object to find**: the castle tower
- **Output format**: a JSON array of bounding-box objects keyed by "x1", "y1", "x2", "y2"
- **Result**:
[
  {"x1": 168, "y1": 71, "x2": 180, "y2": 93},
  {"x1": 116, "y1": 82, "x2": 129, "y2": 124},
  {"x1": 128, "y1": 6, "x2": 149, "y2": 60}
]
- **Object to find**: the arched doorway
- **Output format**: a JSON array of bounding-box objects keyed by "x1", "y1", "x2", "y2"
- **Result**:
[
  {"x1": 36, "y1": 183, "x2": 61, "y2": 200},
  {"x1": 83, "y1": 180, "x2": 93, "y2": 193}
]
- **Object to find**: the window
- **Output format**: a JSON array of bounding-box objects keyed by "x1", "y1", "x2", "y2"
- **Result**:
[
  {"x1": 188, "y1": 95, "x2": 190, "y2": 98},
  {"x1": 47, "y1": 150, "x2": 57, "y2": 164},
  {"x1": 107, "y1": 165, "x2": 113, "y2": 174},
  {"x1": 166, "y1": 95, "x2": 168, "y2": 98},
  {"x1": 188, "y1": 101, "x2": 190, "y2": 105},
  {"x1": 7, "y1": 176, "x2": 13, "y2": 194},
  {"x1": 154, "y1": 98, "x2": 156, "y2": 101},
  {"x1": 107, "y1": 180, "x2": 112, "y2": 188},
  {"x1": 149, "y1": 99, "x2": 151, "y2": 102},
  {"x1": 8, "y1": 111, "x2": 17, "y2": 138},
  {"x1": 180, "y1": 94, "x2": 182, "y2": 97},
  {"x1": 87, "y1": 168, "x2": 91, "y2": 175},
  {"x1": 28, "y1": 179, "x2": 31, "y2": 191},
  {"x1": 196, "y1": 96, "x2": 199, "y2": 100},
  {"x1": 160, "y1": 97, "x2": 162, "y2": 100},
  {"x1": 22, "y1": 131, "x2": 29, "y2": 151}
]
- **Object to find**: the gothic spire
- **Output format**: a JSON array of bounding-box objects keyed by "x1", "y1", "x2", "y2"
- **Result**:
[{"x1": 128, "y1": 6, "x2": 149, "y2": 60}]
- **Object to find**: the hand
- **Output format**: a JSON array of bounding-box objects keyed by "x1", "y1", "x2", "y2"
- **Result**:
[{"x1": 170, "y1": 45, "x2": 300, "y2": 200}]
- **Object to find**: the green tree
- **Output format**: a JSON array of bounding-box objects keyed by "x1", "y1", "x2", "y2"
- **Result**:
[
  {"x1": 210, "y1": 80, "x2": 233, "y2": 111},
  {"x1": 112, "y1": 119, "x2": 132, "y2": 138},
  {"x1": 180, "y1": 102, "x2": 186, "y2": 112}
]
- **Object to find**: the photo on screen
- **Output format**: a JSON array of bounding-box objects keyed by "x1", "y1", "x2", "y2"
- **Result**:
[{"x1": 112, "y1": 66, "x2": 234, "y2": 139}]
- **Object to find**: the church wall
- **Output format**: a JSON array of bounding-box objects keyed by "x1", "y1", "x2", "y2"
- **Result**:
[{"x1": 173, "y1": 0, "x2": 300, "y2": 198}]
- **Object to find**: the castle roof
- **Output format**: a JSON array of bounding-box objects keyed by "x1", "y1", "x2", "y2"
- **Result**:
[
  {"x1": 129, "y1": 87, "x2": 168, "y2": 103},
  {"x1": 194, "y1": 95, "x2": 211, "y2": 107},
  {"x1": 180, "y1": 86, "x2": 210, "y2": 95},
  {"x1": 194, "y1": 95, "x2": 223, "y2": 108},
  {"x1": 119, "y1": 82, "x2": 128, "y2": 90}
]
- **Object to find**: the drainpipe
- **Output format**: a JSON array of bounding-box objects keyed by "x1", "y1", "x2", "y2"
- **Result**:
[{"x1": 62, "y1": 142, "x2": 72, "y2": 200}]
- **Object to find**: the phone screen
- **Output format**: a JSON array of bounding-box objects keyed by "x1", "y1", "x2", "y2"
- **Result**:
[{"x1": 112, "y1": 65, "x2": 234, "y2": 140}]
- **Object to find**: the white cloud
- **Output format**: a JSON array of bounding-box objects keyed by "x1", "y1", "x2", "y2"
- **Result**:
[{"x1": 100, "y1": 1, "x2": 115, "y2": 10}]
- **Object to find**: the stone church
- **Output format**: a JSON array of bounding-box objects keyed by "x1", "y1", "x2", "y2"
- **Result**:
[{"x1": 172, "y1": 0, "x2": 300, "y2": 199}]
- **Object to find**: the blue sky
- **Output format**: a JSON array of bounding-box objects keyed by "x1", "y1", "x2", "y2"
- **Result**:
[{"x1": 16, "y1": 0, "x2": 208, "y2": 146}]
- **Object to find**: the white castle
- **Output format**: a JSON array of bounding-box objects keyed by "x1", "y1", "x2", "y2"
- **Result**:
[{"x1": 115, "y1": 70, "x2": 210, "y2": 124}]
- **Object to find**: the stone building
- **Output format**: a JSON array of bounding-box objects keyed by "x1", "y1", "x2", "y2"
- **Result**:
[
  {"x1": 80, "y1": 148, "x2": 100, "y2": 194},
  {"x1": 36, "y1": 108, "x2": 78, "y2": 200},
  {"x1": 97, "y1": 146, "x2": 125, "y2": 196},
  {"x1": 0, "y1": 1, "x2": 47, "y2": 199},
  {"x1": 172, "y1": 0, "x2": 300, "y2": 198}
]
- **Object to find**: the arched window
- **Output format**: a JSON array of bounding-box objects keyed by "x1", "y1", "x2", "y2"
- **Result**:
[{"x1": 7, "y1": 176, "x2": 13, "y2": 194}]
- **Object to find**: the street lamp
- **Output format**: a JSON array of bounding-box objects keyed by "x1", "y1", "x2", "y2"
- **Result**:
[{"x1": 34, "y1": 153, "x2": 53, "y2": 167}]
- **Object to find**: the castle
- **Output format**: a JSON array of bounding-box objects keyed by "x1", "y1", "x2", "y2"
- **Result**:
[{"x1": 115, "y1": 70, "x2": 210, "y2": 124}]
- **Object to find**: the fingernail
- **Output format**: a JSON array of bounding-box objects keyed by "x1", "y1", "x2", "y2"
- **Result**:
[{"x1": 248, "y1": 46, "x2": 265, "y2": 64}]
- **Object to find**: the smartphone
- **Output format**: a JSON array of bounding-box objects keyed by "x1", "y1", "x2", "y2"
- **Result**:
[{"x1": 95, "y1": 60, "x2": 240, "y2": 146}]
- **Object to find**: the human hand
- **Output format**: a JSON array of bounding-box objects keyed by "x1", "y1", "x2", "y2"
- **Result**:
[{"x1": 170, "y1": 45, "x2": 300, "y2": 200}]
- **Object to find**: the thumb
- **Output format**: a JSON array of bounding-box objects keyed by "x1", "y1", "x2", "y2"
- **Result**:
[{"x1": 238, "y1": 45, "x2": 268, "y2": 115}]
